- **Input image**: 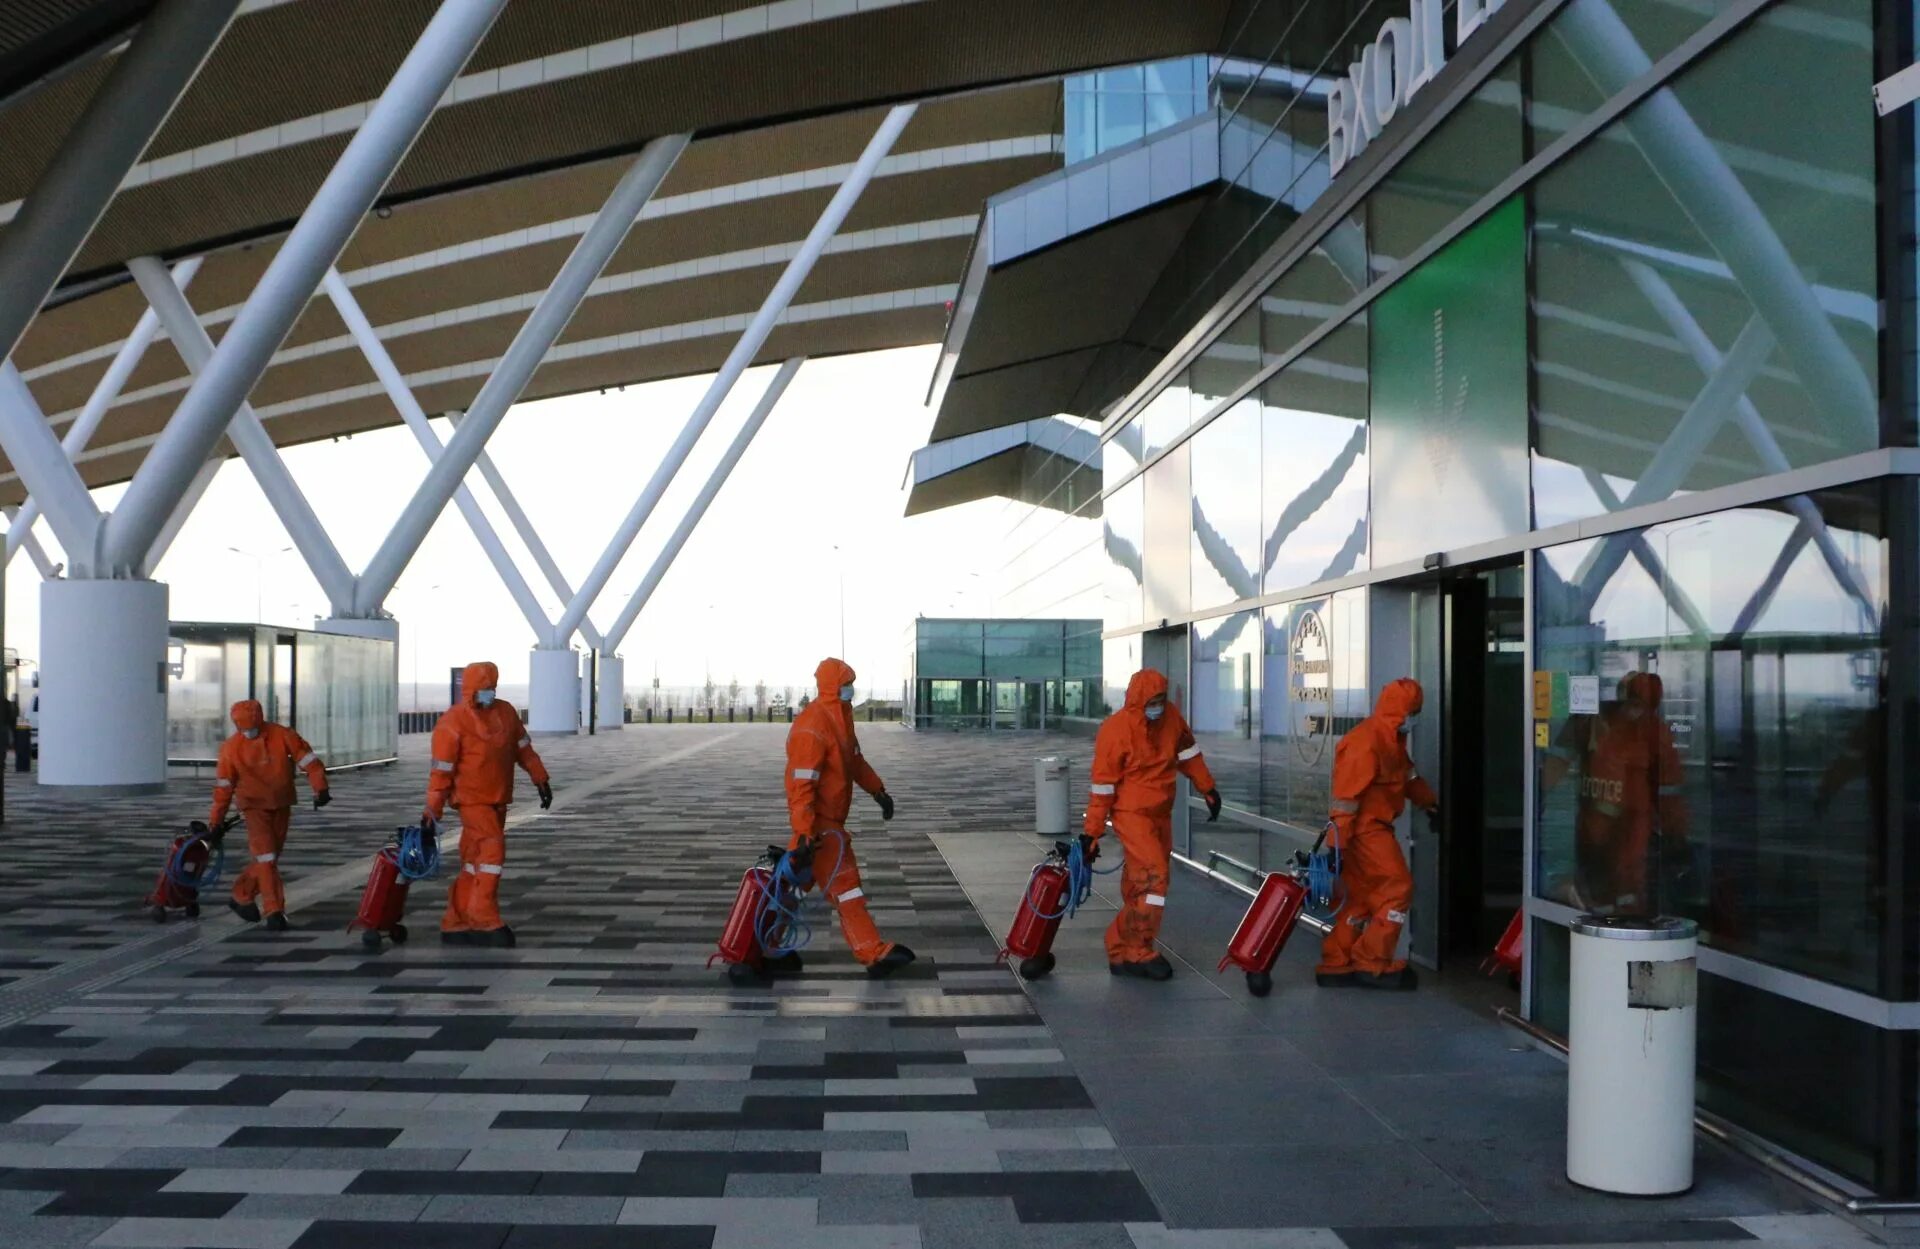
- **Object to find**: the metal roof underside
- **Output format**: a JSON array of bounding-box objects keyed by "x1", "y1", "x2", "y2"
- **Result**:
[{"x1": 0, "y1": 0, "x2": 1234, "y2": 504}]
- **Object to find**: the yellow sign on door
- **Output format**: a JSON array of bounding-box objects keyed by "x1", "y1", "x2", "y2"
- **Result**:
[{"x1": 1532, "y1": 671, "x2": 1552, "y2": 720}]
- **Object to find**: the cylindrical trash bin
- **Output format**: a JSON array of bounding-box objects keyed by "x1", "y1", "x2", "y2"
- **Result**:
[
  {"x1": 1567, "y1": 915, "x2": 1698, "y2": 1195},
  {"x1": 1035, "y1": 756, "x2": 1070, "y2": 836}
]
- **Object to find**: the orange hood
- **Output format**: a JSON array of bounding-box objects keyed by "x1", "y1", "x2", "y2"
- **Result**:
[
  {"x1": 230, "y1": 699, "x2": 264, "y2": 733},
  {"x1": 460, "y1": 661, "x2": 499, "y2": 707},
  {"x1": 1373, "y1": 677, "x2": 1424, "y2": 730},
  {"x1": 816, "y1": 658, "x2": 856, "y2": 701},
  {"x1": 1123, "y1": 668, "x2": 1169, "y2": 713}
]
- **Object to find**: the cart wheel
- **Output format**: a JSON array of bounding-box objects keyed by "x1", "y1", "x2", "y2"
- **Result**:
[
  {"x1": 360, "y1": 929, "x2": 383, "y2": 951},
  {"x1": 726, "y1": 962, "x2": 765, "y2": 987},
  {"x1": 1246, "y1": 970, "x2": 1274, "y2": 998},
  {"x1": 388, "y1": 923, "x2": 408, "y2": 945},
  {"x1": 1017, "y1": 952, "x2": 1056, "y2": 980},
  {"x1": 149, "y1": 905, "x2": 167, "y2": 923},
  {"x1": 184, "y1": 902, "x2": 200, "y2": 919}
]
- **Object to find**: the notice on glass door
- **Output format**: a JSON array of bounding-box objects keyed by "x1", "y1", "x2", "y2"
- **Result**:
[{"x1": 1568, "y1": 675, "x2": 1601, "y2": 716}]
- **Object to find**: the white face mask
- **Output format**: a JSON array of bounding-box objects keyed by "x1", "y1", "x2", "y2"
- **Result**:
[
  {"x1": 1144, "y1": 703, "x2": 1164, "y2": 721},
  {"x1": 839, "y1": 684, "x2": 855, "y2": 702},
  {"x1": 242, "y1": 727, "x2": 260, "y2": 740},
  {"x1": 475, "y1": 689, "x2": 497, "y2": 708},
  {"x1": 1399, "y1": 713, "x2": 1419, "y2": 735}
]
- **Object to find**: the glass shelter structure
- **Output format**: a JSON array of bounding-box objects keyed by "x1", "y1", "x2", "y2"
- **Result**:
[
  {"x1": 904, "y1": 618, "x2": 1101, "y2": 731},
  {"x1": 167, "y1": 623, "x2": 397, "y2": 770},
  {"x1": 922, "y1": 0, "x2": 1920, "y2": 1201}
]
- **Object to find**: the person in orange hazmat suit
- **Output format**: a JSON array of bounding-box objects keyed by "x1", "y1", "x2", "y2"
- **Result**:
[
  {"x1": 425, "y1": 662, "x2": 552, "y2": 948},
  {"x1": 1084, "y1": 669, "x2": 1221, "y2": 981},
  {"x1": 1317, "y1": 677, "x2": 1438, "y2": 991},
  {"x1": 210, "y1": 699, "x2": 330, "y2": 932},
  {"x1": 781, "y1": 658, "x2": 914, "y2": 977}
]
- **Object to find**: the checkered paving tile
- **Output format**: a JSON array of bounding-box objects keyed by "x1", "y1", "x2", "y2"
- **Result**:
[{"x1": 0, "y1": 725, "x2": 1881, "y2": 1248}]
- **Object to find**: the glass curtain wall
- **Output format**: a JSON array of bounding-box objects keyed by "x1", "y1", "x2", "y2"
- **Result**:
[{"x1": 166, "y1": 625, "x2": 396, "y2": 767}]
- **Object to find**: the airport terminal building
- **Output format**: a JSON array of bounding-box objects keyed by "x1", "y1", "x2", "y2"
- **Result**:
[{"x1": 916, "y1": 0, "x2": 1917, "y2": 1199}]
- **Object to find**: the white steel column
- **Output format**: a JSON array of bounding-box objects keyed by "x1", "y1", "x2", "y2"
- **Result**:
[
  {"x1": 6, "y1": 257, "x2": 201, "y2": 566},
  {"x1": 550, "y1": 106, "x2": 915, "y2": 648},
  {"x1": 445, "y1": 411, "x2": 604, "y2": 649},
  {"x1": 603, "y1": 359, "x2": 803, "y2": 651},
  {"x1": 354, "y1": 133, "x2": 690, "y2": 614},
  {"x1": 596, "y1": 654, "x2": 625, "y2": 730},
  {"x1": 143, "y1": 455, "x2": 225, "y2": 576},
  {"x1": 129, "y1": 257, "x2": 358, "y2": 611},
  {"x1": 528, "y1": 647, "x2": 580, "y2": 736},
  {"x1": 0, "y1": 0, "x2": 237, "y2": 366},
  {"x1": 39, "y1": 579, "x2": 169, "y2": 792},
  {"x1": 102, "y1": 0, "x2": 508, "y2": 572},
  {"x1": 5, "y1": 509, "x2": 60, "y2": 579},
  {"x1": 320, "y1": 269, "x2": 554, "y2": 635},
  {"x1": 0, "y1": 365, "x2": 105, "y2": 566}
]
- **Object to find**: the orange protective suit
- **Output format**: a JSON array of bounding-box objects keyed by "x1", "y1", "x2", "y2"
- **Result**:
[
  {"x1": 426, "y1": 662, "x2": 551, "y2": 934},
  {"x1": 1319, "y1": 678, "x2": 1436, "y2": 977},
  {"x1": 785, "y1": 658, "x2": 894, "y2": 965},
  {"x1": 209, "y1": 699, "x2": 327, "y2": 919},
  {"x1": 1085, "y1": 669, "x2": 1217, "y2": 964},
  {"x1": 1546, "y1": 672, "x2": 1688, "y2": 915}
]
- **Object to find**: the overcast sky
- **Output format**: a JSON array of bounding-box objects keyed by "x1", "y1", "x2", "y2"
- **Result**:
[{"x1": 5, "y1": 345, "x2": 1002, "y2": 706}]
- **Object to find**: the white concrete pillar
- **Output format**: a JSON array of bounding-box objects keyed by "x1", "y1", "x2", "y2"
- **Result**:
[
  {"x1": 528, "y1": 647, "x2": 579, "y2": 736},
  {"x1": 597, "y1": 655, "x2": 625, "y2": 730},
  {"x1": 39, "y1": 579, "x2": 169, "y2": 792}
]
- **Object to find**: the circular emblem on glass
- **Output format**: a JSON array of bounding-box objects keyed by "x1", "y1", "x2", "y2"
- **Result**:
[{"x1": 1292, "y1": 607, "x2": 1332, "y2": 766}]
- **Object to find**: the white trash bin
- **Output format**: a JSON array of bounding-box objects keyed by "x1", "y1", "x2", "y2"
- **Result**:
[
  {"x1": 1035, "y1": 756, "x2": 1070, "y2": 836},
  {"x1": 1566, "y1": 915, "x2": 1698, "y2": 1195}
]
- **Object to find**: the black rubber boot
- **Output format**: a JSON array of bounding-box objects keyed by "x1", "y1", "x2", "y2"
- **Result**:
[
  {"x1": 476, "y1": 926, "x2": 515, "y2": 949},
  {"x1": 264, "y1": 912, "x2": 289, "y2": 933},
  {"x1": 762, "y1": 951, "x2": 803, "y2": 974},
  {"x1": 1315, "y1": 970, "x2": 1358, "y2": 988},
  {"x1": 228, "y1": 900, "x2": 261, "y2": 924},
  {"x1": 440, "y1": 930, "x2": 476, "y2": 946},
  {"x1": 1354, "y1": 966, "x2": 1419, "y2": 991},
  {"x1": 866, "y1": 945, "x2": 917, "y2": 978},
  {"x1": 1109, "y1": 955, "x2": 1174, "y2": 981},
  {"x1": 726, "y1": 961, "x2": 766, "y2": 986},
  {"x1": 1246, "y1": 969, "x2": 1274, "y2": 997},
  {"x1": 1017, "y1": 952, "x2": 1056, "y2": 980}
]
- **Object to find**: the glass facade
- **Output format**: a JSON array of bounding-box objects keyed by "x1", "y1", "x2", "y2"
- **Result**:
[
  {"x1": 167, "y1": 624, "x2": 397, "y2": 768},
  {"x1": 977, "y1": 0, "x2": 1913, "y2": 1198},
  {"x1": 904, "y1": 618, "x2": 1101, "y2": 731},
  {"x1": 1063, "y1": 57, "x2": 1213, "y2": 165}
]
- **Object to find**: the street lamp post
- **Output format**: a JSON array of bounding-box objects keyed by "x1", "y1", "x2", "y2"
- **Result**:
[{"x1": 228, "y1": 545, "x2": 291, "y2": 623}]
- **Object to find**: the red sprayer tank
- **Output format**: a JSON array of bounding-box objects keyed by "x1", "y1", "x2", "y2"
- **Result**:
[
  {"x1": 1484, "y1": 908, "x2": 1524, "y2": 978},
  {"x1": 351, "y1": 847, "x2": 413, "y2": 948},
  {"x1": 1219, "y1": 870, "x2": 1310, "y2": 997},
  {"x1": 1002, "y1": 861, "x2": 1071, "y2": 979},
  {"x1": 713, "y1": 865, "x2": 774, "y2": 973}
]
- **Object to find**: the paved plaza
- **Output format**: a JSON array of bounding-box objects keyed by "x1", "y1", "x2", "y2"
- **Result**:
[{"x1": 0, "y1": 723, "x2": 1878, "y2": 1248}]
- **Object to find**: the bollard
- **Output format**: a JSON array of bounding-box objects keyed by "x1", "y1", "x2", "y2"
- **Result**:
[{"x1": 1567, "y1": 915, "x2": 1698, "y2": 1195}]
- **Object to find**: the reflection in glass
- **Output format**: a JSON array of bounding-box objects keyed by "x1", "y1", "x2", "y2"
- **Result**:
[
  {"x1": 1527, "y1": 0, "x2": 1731, "y2": 152},
  {"x1": 1533, "y1": 483, "x2": 1888, "y2": 992},
  {"x1": 1062, "y1": 55, "x2": 1211, "y2": 165},
  {"x1": 1191, "y1": 399, "x2": 1262, "y2": 611},
  {"x1": 1261, "y1": 208, "x2": 1368, "y2": 367},
  {"x1": 1530, "y1": 0, "x2": 1877, "y2": 528},
  {"x1": 1104, "y1": 420, "x2": 1143, "y2": 494},
  {"x1": 1368, "y1": 57, "x2": 1522, "y2": 281},
  {"x1": 1139, "y1": 371, "x2": 1192, "y2": 460},
  {"x1": 1262, "y1": 319, "x2": 1369, "y2": 595},
  {"x1": 1190, "y1": 609, "x2": 1262, "y2": 870},
  {"x1": 1104, "y1": 478, "x2": 1144, "y2": 632},
  {"x1": 1190, "y1": 307, "x2": 1261, "y2": 419},
  {"x1": 1102, "y1": 634, "x2": 1144, "y2": 718},
  {"x1": 1260, "y1": 588, "x2": 1368, "y2": 857}
]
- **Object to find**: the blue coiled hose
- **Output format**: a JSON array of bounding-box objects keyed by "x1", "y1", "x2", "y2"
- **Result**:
[
  {"x1": 166, "y1": 829, "x2": 224, "y2": 892},
  {"x1": 1303, "y1": 822, "x2": 1343, "y2": 920},
  {"x1": 1022, "y1": 838, "x2": 1120, "y2": 925},
  {"x1": 753, "y1": 830, "x2": 848, "y2": 958},
  {"x1": 395, "y1": 825, "x2": 441, "y2": 882}
]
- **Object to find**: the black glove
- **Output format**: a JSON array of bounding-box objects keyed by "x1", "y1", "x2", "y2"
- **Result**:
[
  {"x1": 1204, "y1": 788, "x2": 1222, "y2": 822},
  {"x1": 189, "y1": 820, "x2": 209, "y2": 835},
  {"x1": 1425, "y1": 806, "x2": 1442, "y2": 835},
  {"x1": 537, "y1": 783, "x2": 554, "y2": 810},
  {"x1": 1077, "y1": 833, "x2": 1099, "y2": 864},
  {"x1": 874, "y1": 790, "x2": 895, "y2": 821},
  {"x1": 787, "y1": 839, "x2": 816, "y2": 873},
  {"x1": 420, "y1": 811, "x2": 439, "y2": 832},
  {"x1": 313, "y1": 789, "x2": 332, "y2": 810}
]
